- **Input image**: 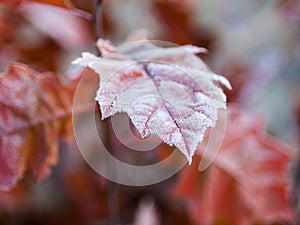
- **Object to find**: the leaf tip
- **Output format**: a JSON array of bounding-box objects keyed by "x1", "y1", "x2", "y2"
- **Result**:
[
  {"x1": 185, "y1": 152, "x2": 194, "y2": 165},
  {"x1": 183, "y1": 45, "x2": 208, "y2": 54},
  {"x1": 213, "y1": 74, "x2": 232, "y2": 90},
  {"x1": 71, "y1": 52, "x2": 98, "y2": 67}
]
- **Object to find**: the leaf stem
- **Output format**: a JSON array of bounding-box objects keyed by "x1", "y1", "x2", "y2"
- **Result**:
[
  {"x1": 94, "y1": 1, "x2": 121, "y2": 224},
  {"x1": 95, "y1": 0, "x2": 103, "y2": 56},
  {"x1": 0, "y1": 104, "x2": 94, "y2": 137}
]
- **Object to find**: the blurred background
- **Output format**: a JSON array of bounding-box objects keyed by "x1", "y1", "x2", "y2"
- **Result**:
[{"x1": 0, "y1": 0, "x2": 299, "y2": 224}]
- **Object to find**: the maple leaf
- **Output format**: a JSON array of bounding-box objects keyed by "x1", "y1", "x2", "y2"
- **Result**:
[
  {"x1": 173, "y1": 107, "x2": 294, "y2": 225},
  {"x1": 72, "y1": 32, "x2": 231, "y2": 164},
  {"x1": 0, "y1": 62, "x2": 73, "y2": 191}
]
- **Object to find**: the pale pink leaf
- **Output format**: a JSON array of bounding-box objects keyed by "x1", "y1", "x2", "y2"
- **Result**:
[
  {"x1": 72, "y1": 33, "x2": 231, "y2": 164},
  {"x1": 20, "y1": 2, "x2": 91, "y2": 49}
]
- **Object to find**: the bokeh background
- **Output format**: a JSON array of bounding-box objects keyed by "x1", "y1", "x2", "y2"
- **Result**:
[{"x1": 0, "y1": 0, "x2": 299, "y2": 225}]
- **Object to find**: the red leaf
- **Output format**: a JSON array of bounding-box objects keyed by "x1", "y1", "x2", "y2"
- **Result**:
[
  {"x1": 20, "y1": 2, "x2": 91, "y2": 49},
  {"x1": 73, "y1": 32, "x2": 231, "y2": 164},
  {"x1": 173, "y1": 107, "x2": 294, "y2": 225},
  {"x1": 28, "y1": 0, "x2": 74, "y2": 9},
  {"x1": 0, "y1": 0, "x2": 74, "y2": 10},
  {"x1": 0, "y1": 62, "x2": 73, "y2": 191},
  {"x1": 0, "y1": 0, "x2": 92, "y2": 20}
]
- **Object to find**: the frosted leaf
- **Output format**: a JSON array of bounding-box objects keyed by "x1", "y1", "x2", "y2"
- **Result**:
[
  {"x1": 72, "y1": 32, "x2": 231, "y2": 164},
  {"x1": 0, "y1": 62, "x2": 73, "y2": 191}
]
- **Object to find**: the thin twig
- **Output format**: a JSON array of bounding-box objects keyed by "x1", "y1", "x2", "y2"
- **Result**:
[
  {"x1": 104, "y1": 118, "x2": 121, "y2": 225},
  {"x1": 95, "y1": 0, "x2": 103, "y2": 56}
]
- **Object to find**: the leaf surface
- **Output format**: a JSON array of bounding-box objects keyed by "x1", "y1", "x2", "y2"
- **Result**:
[
  {"x1": 73, "y1": 33, "x2": 231, "y2": 163},
  {"x1": 173, "y1": 107, "x2": 294, "y2": 225},
  {"x1": 0, "y1": 62, "x2": 73, "y2": 191}
]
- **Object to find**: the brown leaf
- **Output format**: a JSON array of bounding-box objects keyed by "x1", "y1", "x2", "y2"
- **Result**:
[
  {"x1": 0, "y1": 62, "x2": 73, "y2": 191},
  {"x1": 173, "y1": 107, "x2": 295, "y2": 225}
]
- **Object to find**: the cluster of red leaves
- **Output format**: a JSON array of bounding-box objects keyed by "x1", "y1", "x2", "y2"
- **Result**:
[
  {"x1": 0, "y1": 0, "x2": 91, "y2": 193},
  {"x1": 174, "y1": 107, "x2": 294, "y2": 225}
]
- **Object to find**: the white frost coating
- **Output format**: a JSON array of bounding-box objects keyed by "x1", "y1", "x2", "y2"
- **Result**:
[
  {"x1": 73, "y1": 34, "x2": 231, "y2": 164},
  {"x1": 72, "y1": 52, "x2": 98, "y2": 67},
  {"x1": 122, "y1": 45, "x2": 207, "y2": 66},
  {"x1": 213, "y1": 74, "x2": 232, "y2": 90},
  {"x1": 182, "y1": 45, "x2": 208, "y2": 54},
  {"x1": 120, "y1": 41, "x2": 210, "y2": 72}
]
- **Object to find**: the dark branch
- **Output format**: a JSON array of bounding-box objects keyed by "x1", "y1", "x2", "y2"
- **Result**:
[
  {"x1": 96, "y1": 0, "x2": 103, "y2": 36},
  {"x1": 95, "y1": 0, "x2": 103, "y2": 56},
  {"x1": 95, "y1": 2, "x2": 121, "y2": 224}
]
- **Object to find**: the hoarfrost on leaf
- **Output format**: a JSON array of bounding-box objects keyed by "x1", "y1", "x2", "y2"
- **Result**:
[{"x1": 72, "y1": 32, "x2": 231, "y2": 164}]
